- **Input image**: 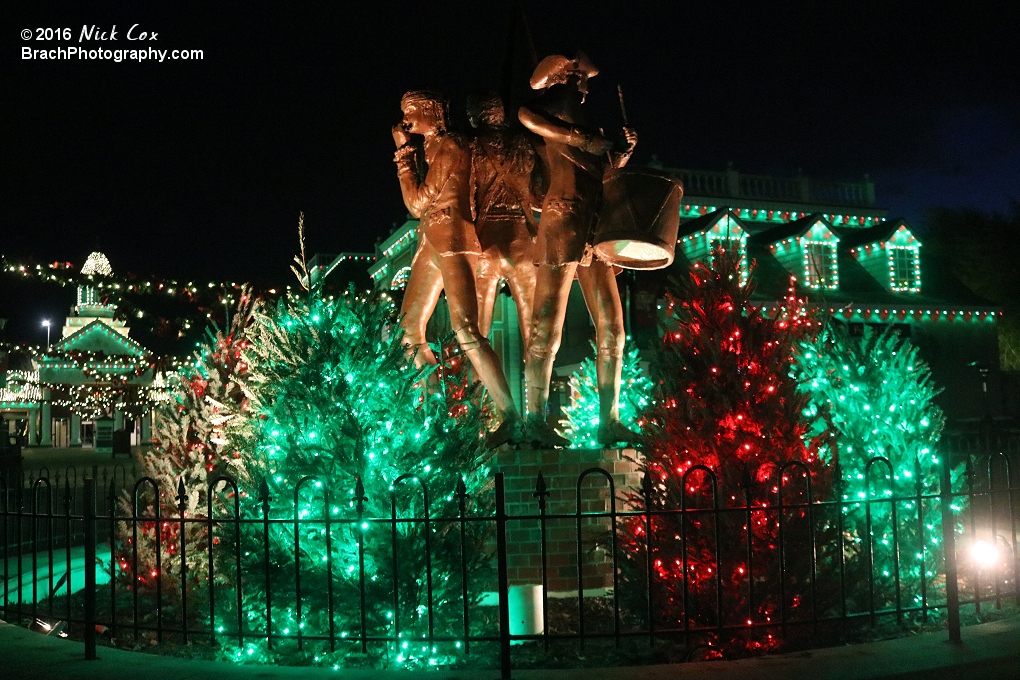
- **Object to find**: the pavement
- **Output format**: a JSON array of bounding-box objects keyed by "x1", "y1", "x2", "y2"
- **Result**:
[{"x1": 1, "y1": 616, "x2": 1018, "y2": 680}]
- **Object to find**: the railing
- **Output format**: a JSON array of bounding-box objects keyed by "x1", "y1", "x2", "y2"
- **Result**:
[
  {"x1": 1, "y1": 437, "x2": 1017, "y2": 675},
  {"x1": 738, "y1": 173, "x2": 804, "y2": 203},
  {"x1": 671, "y1": 169, "x2": 729, "y2": 199},
  {"x1": 669, "y1": 167, "x2": 876, "y2": 208}
]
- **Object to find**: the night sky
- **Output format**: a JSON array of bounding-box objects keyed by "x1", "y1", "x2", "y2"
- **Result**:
[{"x1": 2, "y1": 1, "x2": 1018, "y2": 342}]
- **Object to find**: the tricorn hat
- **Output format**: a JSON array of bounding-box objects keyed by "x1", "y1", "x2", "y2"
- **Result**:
[
  {"x1": 529, "y1": 52, "x2": 599, "y2": 90},
  {"x1": 401, "y1": 89, "x2": 447, "y2": 109}
]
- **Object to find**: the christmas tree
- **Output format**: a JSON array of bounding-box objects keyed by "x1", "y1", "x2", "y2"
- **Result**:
[
  {"x1": 641, "y1": 252, "x2": 822, "y2": 494},
  {"x1": 619, "y1": 250, "x2": 825, "y2": 642},
  {"x1": 792, "y1": 324, "x2": 959, "y2": 615},
  {"x1": 561, "y1": 340, "x2": 651, "y2": 449},
  {"x1": 220, "y1": 247, "x2": 494, "y2": 667},
  {"x1": 116, "y1": 288, "x2": 255, "y2": 603}
]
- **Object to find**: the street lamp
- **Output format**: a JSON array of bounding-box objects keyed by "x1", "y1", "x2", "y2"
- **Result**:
[{"x1": 42, "y1": 319, "x2": 51, "y2": 347}]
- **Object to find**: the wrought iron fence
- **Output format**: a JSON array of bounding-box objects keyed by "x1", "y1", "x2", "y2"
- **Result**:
[{"x1": 0, "y1": 438, "x2": 1017, "y2": 677}]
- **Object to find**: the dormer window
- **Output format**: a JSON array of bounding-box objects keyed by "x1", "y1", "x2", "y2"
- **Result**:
[
  {"x1": 677, "y1": 209, "x2": 749, "y2": 283},
  {"x1": 763, "y1": 214, "x2": 840, "y2": 291},
  {"x1": 710, "y1": 236, "x2": 748, "y2": 282},
  {"x1": 890, "y1": 246, "x2": 919, "y2": 291},
  {"x1": 390, "y1": 265, "x2": 412, "y2": 290},
  {"x1": 804, "y1": 240, "x2": 838, "y2": 289},
  {"x1": 710, "y1": 236, "x2": 743, "y2": 257},
  {"x1": 849, "y1": 221, "x2": 921, "y2": 293}
]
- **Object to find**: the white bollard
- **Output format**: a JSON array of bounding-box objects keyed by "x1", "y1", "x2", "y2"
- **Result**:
[{"x1": 508, "y1": 584, "x2": 544, "y2": 642}]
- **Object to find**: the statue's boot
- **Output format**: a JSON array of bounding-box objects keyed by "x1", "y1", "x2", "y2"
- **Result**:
[
  {"x1": 527, "y1": 418, "x2": 569, "y2": 448},
  {"x1": 486, "y1": 415, "x2": 525, "y2": 449},
  {"x1": 597, "y1": 419, "x2": 642, "y2": 448}
]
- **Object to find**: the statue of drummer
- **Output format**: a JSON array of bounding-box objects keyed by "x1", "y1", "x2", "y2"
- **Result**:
[
  {"x1": 392, "y1": 89, "x2": 523, "y2": 446},
  {"x1": 518, "y1": 53, "x2": 640, "y2": 448},
  {"x1": 467, "y1": 90, "x2": 540, "y2": 346}
]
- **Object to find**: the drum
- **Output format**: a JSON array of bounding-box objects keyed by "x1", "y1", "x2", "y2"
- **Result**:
[{"x1": 592, "y1": 167, "x2": 684, "y2": 270}]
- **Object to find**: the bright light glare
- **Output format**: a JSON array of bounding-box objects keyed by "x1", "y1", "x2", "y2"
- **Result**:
[
  {"x1": 971, "y1": 539, "x2": 1000, "y2": 568},
  {"x1": 41, "y1": 319, "x2": 50, "y2": 327}
]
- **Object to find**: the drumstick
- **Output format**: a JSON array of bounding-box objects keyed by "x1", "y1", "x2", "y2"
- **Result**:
[{"x1": 617, "y1": 85, "x2": 629, "y2": 126}]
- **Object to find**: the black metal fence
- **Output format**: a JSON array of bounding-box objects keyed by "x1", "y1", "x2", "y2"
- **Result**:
[{"x1": 1, "y1": 436, "x2": 1018, "y2": 677}]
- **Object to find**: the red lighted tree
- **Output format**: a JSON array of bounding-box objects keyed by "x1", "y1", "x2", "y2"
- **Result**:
[
  {"x1": 620, "y1": 252, "x2": 826, "y2": 649},
  {"x1": 644, "y1": 254, "x2": 822, "y2": 490},
  {"x1": 116, "y1": 288, "x2": 255, "y2": 601}
]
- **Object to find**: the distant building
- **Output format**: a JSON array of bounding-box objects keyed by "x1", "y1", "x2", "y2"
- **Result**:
[
  {"x1": 355, "y1": 167, "x2": 1005, "y2": 424},
  {"x1": 666, "y1": 166, "x2": 1003, "y2": 424},
  {"x1": 0, "y1": 347, "x2": 40, "y2": 448},
  {"x1": 307, "y1": 252, "x2": 376, "y2": 291},
  {"x1": 1, "y1": 253, "x2": 156, "y2": 449}
]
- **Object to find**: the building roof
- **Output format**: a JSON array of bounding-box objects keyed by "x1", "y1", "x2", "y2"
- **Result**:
[
  {"x1": 747, "y1": 213, "x2": 833, "y2": 244},
  {"x1": 740, "y1": 240, "x2": 994, "y2": 309},
  {"x1": 45, "y1": 319, "x2": 149, "y2": 358},
  {"x1": 676, "y1": 209, "x2": 751, "y2": 240},
  {"x1": 833, "y1": 219, "x2": 915, "y2": 249}
]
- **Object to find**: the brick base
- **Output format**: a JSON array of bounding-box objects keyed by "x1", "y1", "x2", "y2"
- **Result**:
[{"x1": 494, "y1": 447, "x2": 643, "y2": 592}]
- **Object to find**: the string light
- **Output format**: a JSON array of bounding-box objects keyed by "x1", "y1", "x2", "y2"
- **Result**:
[
  {"x1": 621, "y1": 249, "x2": 823, "y2": 638},
  {"x1": 80, "y1": 251, "x2": 113, "y2": 277},
  {"x1": 0, "y1": 370, "x2": 42, "y2": 405},
  {"x1": 677, "y1": 210, "x2": 750, "y2": 285},
  {"x1": 765, "y1": 219, "x2": 842, "y2": 290},
  {"x1": 757, "y1": 300, "x2": 999, "y2": 325},
  {"x1": 389, "y1": 266, "x2": 412, "y2": 290},
  {"x1": 209, "y1": 286, "x2": 494, "y2": 669},
  {"x1": 850, "y1": 223, "x2": 923, "y2": 293},
  {"x1": 680, "y1": 203, "x2": 881, "y2": 227}
]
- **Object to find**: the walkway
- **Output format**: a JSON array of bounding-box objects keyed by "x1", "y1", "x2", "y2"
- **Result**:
[{"x1": 1, "y1": 616, "x2": 1018, "y2": 680}]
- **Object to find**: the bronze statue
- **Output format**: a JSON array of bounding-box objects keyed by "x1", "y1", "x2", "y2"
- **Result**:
[
  {"x1": 467, "y1": 91, "x2": 539, "y2": 346},
  {"x1": 518, "y1": 54, "x2": 640, "y2": 447},
  {"x1": 392, "y1": 90, "x2": 522, "y2": 445}
]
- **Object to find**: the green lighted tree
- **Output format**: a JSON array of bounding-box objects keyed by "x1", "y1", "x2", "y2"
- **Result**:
[
  {"x1": 792, "y1": 324, "x2": 961, "y2": 615},
  {"x1": 224, "y1": 286, "x2": 494, "y2": 668},
  {"x1": 561, "y1": 340, "x2": 651, "y2": 449}
]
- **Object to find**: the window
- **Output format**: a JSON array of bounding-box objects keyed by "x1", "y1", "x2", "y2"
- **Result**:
[
  {"x1": 804, "y1": 242, "x2": 837, "y2": 289},
  {"x1": 710, "y1": 238, "x2": 742, "y2": 258},
  {"x1": 890, "y1": 246, "x2": 919, "y2": 292},
  {"x1": 390, "y1": 266, "x2": 412, "y2": 290},
  {"x1": 710, "y1": 238, "x2": 747, "y2": 283},
  {"x1": 78, "y1": 286, "x2": 99, "y2": 306}
]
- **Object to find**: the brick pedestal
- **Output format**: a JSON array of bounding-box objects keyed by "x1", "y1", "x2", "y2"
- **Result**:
[{"x1": 494, "y1": 447, "x2": 642, "y2": 593}]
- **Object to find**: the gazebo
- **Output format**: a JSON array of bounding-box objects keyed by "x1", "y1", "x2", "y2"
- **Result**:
[{"x1": 33, "y1": 253, "x2": 155, "y2": 450}]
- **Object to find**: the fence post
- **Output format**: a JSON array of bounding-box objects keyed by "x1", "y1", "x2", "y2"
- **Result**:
[
  {"x1": 495, "y1": 473, "x2": 512, "y2": 680},
  {"x1": 939, "y1": 455, "x2": 961, "y2": 643},
  {"x1": 84, "y1": 477, "x2": 97, "y2": 660}
]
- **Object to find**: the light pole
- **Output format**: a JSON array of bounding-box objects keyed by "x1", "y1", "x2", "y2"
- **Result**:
[{"x1": 42, "y1": 319, "x2": 51, "y2": 347}]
